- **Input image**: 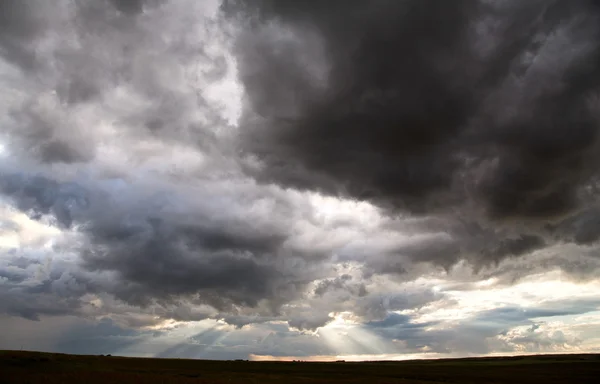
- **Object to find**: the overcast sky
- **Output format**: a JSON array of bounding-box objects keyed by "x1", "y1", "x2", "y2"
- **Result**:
[{"x1": 2, "y1": 0, "x2": 600, "y2": 361}]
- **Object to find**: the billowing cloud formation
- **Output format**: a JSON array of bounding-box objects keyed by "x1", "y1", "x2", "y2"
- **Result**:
[
  {"x1": 0, "y1": 0, "x2": 331, "y2": 323},
  {"x1": 0, "y1": 172, "x2": 328, "y2": 311},
  {"x1": 227, "y1": 0, "x2": 600, "y2": 222},
  {"x1": 2, "y1": 0, "x2": 600, "y2": 361}
]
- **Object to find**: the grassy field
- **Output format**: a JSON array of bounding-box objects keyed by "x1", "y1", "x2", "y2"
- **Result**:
[{"x1": 1, "y1": 350, "x2": 598, "y2": 383}]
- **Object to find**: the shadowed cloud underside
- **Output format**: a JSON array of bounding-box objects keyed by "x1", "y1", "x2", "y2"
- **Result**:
[{"x1": 1, "y1": 0, "x2": 600, "y2": 360}]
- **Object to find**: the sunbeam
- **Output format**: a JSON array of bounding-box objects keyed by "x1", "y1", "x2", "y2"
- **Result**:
[{"x1": 317, "y1": 312, "x2": 393, "y2": 355}]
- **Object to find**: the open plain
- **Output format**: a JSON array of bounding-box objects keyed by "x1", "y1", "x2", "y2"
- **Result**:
[{"x1": 1, "y1": 351, "x2": 599, "y2": 384}]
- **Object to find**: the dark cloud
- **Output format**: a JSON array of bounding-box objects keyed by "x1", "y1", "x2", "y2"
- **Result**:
[
  {"x1": 0, "y1": 247, "x2": 111, "y2": 322},
  {"x1": 484, "y1": 235, "x2": 545, "y2": 260},
  {"x1": 313, "y1": 274, "x2": 366, "y2": 297},
  {"x1": 550, "y1": 207, "x2": 600, "y2": 244},
  {"x1": 0, "y1": 287, "x2": 81, "y2": 321},
  {"x1": 286, "y1": 312, "x2": 332, "y2": 332},
  {"x1": 8, "y1": 98, "x2": 96, "y2": 163},
  {"x1": 353, "y1": 290, "x2": 445, "y2": 322},
  {"x1": 0, "y1": 0, "x2": 317, "y2": 324},
  {"x1": 2, "y1": 0, "x2": 600, "y2": 360},
  {"x1": 107, "y1": 0, "x2": 166, "y2": 15},
  {"x1": 0, "y1": 172, "x2": 329, "y2": 318},
  {"x1": 226, "y1": 0, "x2": 600, "y2": 223},
  {"x1": 109, "y1": 0, "x2": 146, "y2": 15},
  {"x1": 358, "y1": 217, "x2": 547, "y2": 274},
  {"x1": 0, "y1": 174, "x2": 89, "y2": 228},
  {"x1": 469, "y1": 244, "x2": 600, "y2": 285},
  {"x1": 0, "y1": 0, "x2": 332, "y2": 326},
  {"x1": 0, "y1": 0, "x2": 45, "y2": 70}
]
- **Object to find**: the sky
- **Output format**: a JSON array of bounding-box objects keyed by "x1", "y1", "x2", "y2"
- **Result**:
[{"x1": 2, "y1": 0, "x2": 600, "y2": 361}]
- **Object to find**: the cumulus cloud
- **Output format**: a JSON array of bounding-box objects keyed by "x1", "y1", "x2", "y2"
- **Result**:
[
  {"x1": 0, "y1": 0, "x2": 336, "y2": 325},
  {"x1": 227, "y1": 0, "x2": 600, "y2": 228},
  {"x1": 2, "y1": 0, "x2": 600, "y2": 360}
]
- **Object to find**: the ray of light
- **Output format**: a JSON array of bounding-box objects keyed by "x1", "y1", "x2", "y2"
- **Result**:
[{"x1": 317, "y1": 312, "x2": 392, "y2": 356}]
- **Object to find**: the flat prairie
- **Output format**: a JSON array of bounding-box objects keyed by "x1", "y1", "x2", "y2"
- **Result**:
[{"x1": 0, "y1": 350, "x2": 598, "y2": 384}]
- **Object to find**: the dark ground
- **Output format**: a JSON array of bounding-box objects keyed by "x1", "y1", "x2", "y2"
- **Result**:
[{"x1": 0, "y1": 350, "x2": 598, "y2": 383}]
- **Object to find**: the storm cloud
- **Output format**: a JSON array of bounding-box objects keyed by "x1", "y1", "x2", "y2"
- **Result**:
[
  {"x1": 2, "y1": 0, "x2": 600, "y2": 361},
  {"x1": 227, "y1": 0, "x2": 600, "y2": 222}
]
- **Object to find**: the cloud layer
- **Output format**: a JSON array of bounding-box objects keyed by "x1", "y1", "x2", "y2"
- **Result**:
[{"x1": 1, "y1": 0, "x2": 600, "y2": 360}]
